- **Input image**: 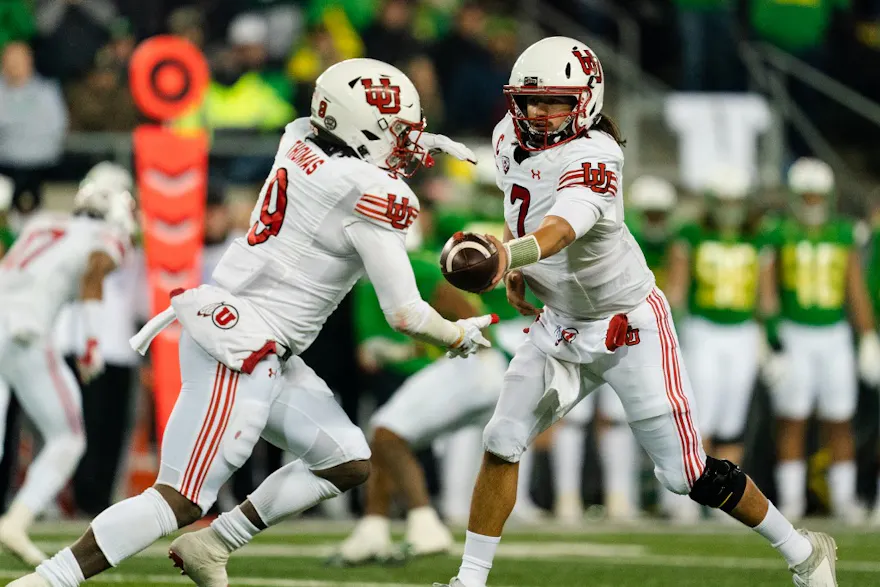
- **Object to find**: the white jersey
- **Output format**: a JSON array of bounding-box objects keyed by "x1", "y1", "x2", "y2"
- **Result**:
[
  {"x1": 211, "y1": 118, "x2": 419, "y2": 355},
  {"x1": 0, "y1": 212, "x2": 126, "y2": 339},
  {"x1": 493, "y1": 114, "x2": 653, "y2": 319}
]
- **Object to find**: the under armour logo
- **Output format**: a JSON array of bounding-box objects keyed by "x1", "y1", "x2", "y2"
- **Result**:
[
  {"x1": 268, "y1": 368, "x2": 277, "y2": 378},
  {"x1": 531, "y1": 169, "x2": 541, "y2": 180}
]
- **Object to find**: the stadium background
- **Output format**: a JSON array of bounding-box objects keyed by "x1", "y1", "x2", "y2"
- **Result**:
[{"x1": 1, "y1": 0, "x2": 880, "y2": 573}]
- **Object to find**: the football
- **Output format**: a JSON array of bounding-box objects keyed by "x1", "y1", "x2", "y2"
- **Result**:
[{"x1": 439, "y1": 232, "x2": 500, "y2": 293}]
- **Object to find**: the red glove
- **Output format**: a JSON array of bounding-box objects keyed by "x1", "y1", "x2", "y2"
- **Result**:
[{"x1": 77, "y1": 338, "x2": 105, "y2": 383}]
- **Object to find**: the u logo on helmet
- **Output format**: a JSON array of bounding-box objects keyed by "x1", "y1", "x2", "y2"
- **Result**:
[
  {"x1": 361, "y1": 78, "x2": 401, "y2": 114},
  {"x1": 572, "y1": 49, "x2": 603, "y2": 85}
]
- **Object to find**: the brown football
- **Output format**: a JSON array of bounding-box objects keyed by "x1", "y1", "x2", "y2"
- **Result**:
[{"x1": 439, "y1": 232, "x2": 500, "y2": 293}]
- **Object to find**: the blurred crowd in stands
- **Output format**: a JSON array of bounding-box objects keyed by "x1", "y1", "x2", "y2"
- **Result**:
[{"x1": 1, "y1": 0, "x2": 879, "y2": 209}]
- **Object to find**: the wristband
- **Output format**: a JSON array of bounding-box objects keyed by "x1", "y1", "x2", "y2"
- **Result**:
[{"x1": 504, "y1": 235, "x2": 541, "y2": 271}]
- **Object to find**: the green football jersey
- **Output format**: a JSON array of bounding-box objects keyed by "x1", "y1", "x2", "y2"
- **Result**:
[
  {"x1": 677, "y1": 223, "x2": 762, "y2": 324},
  {"x1": 354, "y1": 248, "x2": 445, "y2": 376},
  {"x1": 626, "y1": 217, "x2": 672, "y2": 291},
  {"x1": 764, "y1": 216, "x2": 854, "y2": 326},
  {"x1": 868, "y1": 227, "x2": 880, "y2": 319},
  {"x1": 0, "y1": 225, "x2": 14, "y2": 254}
]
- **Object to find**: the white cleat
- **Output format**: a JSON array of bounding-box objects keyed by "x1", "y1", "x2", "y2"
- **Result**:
[
  {"x1": 833, "y1": 502, "x2": 866, "y2": 526},
  {"x1": 168, "y1": 528, "x2": 231, "y2": 587},
  {"x1": 432, "y1": 578, "x2": 467, "y2": 587},
  {"x1": 510, "y1": 499, "x2": 546, "y2": 525},
  {"x1": 5, "y1": 573, "x2": 51, "y2": 586},
  {"x1": 0, "y1": 518, "x2": 47, "y2": 567},
  {"x1": 334, "y1": 516, "x2": 393, "y2": 565},
  {"x1": 791, "y1": 530, "x2": 837, "y2": 587},
  {"x1": 404, "y1": 506, "x2": 453, "y2": 557}
]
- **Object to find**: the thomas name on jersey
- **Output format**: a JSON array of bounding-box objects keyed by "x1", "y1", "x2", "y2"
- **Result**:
[{"x1": 286, "y1": 140, "x2": 326, "y2": 175}]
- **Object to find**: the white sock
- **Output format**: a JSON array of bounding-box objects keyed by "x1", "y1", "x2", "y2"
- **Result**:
[
  {"x1": 775, "y1": 460, "x2": 806, "y2": 518},
  {"x1": 18, "y1": 432, "x2": 85, "y2": 515},
  {"x1": 440, "y1": 427, "x2": 482, "y2": 520},
  {"x1": 516, "y1": 448, "x2": 535, "y2": 508},
  {"x1": 600, "y1": 424, "x2": 638, "y2": 510},
  {"x1": 90, "y1": 487, "x2": 178, "y2": 566},
  {"x1": 552, "y1": 423, "x2": 585, "y2": 498},
  {"x1": 827, "y1": 461, "x2": 856, "y2": 516},
  {"x1": 752, "y1": 502, "x2": 813, "y2": 567},
  {"x1": 458, "y1": 531, "x2": 500, "y2": 587},
  {"x1": 248, "y1": 459, "x2": 341, "y2": 526},
  {"x1": 36, "y1": 547, "x2": 85, "y2": 587},
  {"x1": 211, "y1": 506, "x2": 261, "y2": 552}
]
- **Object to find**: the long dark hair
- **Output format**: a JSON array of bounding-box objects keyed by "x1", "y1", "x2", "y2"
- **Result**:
[{"x1": 590, "y1": 114, "x2": 626, "y2": 147}]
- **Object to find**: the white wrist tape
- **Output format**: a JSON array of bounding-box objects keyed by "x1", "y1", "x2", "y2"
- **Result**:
[{"x1": 504, "y1": 235, "x2": 541, "y2": 270}]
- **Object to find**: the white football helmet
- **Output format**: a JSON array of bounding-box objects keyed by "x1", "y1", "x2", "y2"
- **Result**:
[
  {"x1": 505, "y1": 36, "x2": 605, "y2": 151},
  {"x1": 704, "y1": 165, "x2": 751, "y2": 229},
  {"x1": 80, "y1": 162, "x2": 133, "y2": 194},
  {"x1": 788, "y1": 157, "x2": 833, "y2": 226},
  {"x1": 75, "y1": 164, "x2": 137, "y2": 237},
  {"x1": 310, "y1": 58, "x2": 428, "y2": 177},
  {"x1": 628, "y1": 176, "x2": 677, "y2": 212},
  {"x1": 0, "y1": 174, "x2": 13, "y2": 212}
]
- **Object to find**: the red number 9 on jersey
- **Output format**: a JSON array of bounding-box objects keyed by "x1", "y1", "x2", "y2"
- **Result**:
[{"x1": 247, "y1": 168, "x2": 289, "y2": 246}]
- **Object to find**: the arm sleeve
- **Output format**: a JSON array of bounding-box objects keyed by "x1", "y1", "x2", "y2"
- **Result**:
[
  {"x1": 344, "y1": 219, "x2": 463, "y2": 348},
  {"x1": 549, "y1": 156, "x2": 622, "y2": 238}
]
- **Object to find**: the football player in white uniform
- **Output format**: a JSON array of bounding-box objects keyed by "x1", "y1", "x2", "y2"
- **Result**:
[
  {"x1": 0, "y1": 163, "x2": 135, "y2": 566},
  {"x1": 435, "y1": 37, "x2": 838, "y2": 587},
  {"x1": 9, "y1": 58, "x2": 494, "y2": 587}
]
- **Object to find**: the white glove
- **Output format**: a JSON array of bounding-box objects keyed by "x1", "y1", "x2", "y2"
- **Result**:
[
  {"x1": 858, "y1": 331, "x2": 880, "y2": 387},
  {"x1": 77, "y1": 338, "x2": 105, "y2": 384},
  {"x1": 447, "y1": 313, "x2": 498, "y2": 358},
  {"x1": 761, "y1": 351, "x2": 787, "y2": 391},
  {"x1": 411, "y1": 131, "x2": 477, "y2": 164}
]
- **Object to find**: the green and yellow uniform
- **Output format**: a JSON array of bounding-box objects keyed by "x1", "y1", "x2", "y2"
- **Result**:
[
  {"x1": 764, "y1": 217, "x2": 854, "y2": 325},
  {"x1": 868, "y1": 225, "x2": 880, "y2": 320},
  {"x1": 627, "y1": 217, "x2": 673, "y2": 291},
  {"x1": 0, "y1": 225, "x2": 14, "y2": 256},
  {"x1": 354, "y1": 248, "x2": 445, "y2": 376},
  {"x1": 677, "y1": 223, "x2": 763, "y2": 324}
]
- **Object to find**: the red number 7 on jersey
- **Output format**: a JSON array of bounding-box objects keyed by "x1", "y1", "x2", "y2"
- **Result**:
[
  {"x1": 247, "y1": 168, "x2": 289, "y2": 246},
  {"x1": 510, "y1": 184, "x2": 531, "y2": 238}
]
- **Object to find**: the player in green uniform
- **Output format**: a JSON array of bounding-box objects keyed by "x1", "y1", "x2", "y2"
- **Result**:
[
  {"x1": 337, "y1": 198, "x2": 511, "y2": 565},
  {"x1": 626, "y1": 175, "x2": 678, "y2": 291},
  {"x1": 667, "y1": 168, "x2": 764, "y2": 506},
  {"x1": 763, "y1": 158, "x2": 880, "y2": 523},
  {"x1": 867, "y1": 203, "x2": 880, "y2": 524},
  {"x1": 0, "y1": 175, "x2": 14, "y2": 258}
]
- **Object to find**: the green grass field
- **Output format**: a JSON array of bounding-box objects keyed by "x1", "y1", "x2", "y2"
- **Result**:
[{"x1": 1, "y1": 519, "x2": 876, "y2": 586}]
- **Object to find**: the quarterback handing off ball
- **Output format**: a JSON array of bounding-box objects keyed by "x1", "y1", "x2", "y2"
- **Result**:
[{"x1": 439, "y1": 232, "x2": 500, "y2": 293}]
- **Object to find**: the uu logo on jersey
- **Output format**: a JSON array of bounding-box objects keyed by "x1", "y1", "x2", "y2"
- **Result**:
[
  {"x1": 554, "y1": 326, "x2": 579, "y2": 346},
  {"x1": 197, "y1": 302, "x2": 240, "y2": 330}
]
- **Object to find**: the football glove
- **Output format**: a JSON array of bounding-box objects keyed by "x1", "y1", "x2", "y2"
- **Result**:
[
  {"x1": 858, "y1": 331, "x2": 880, "y2": 387},
  {"x1": 758, "y1": 337, "x2": 786, "y2": 390},
  {"x1": 412, "y1": 131, "x2": 477, "y2": 164},
  {"x1": 77, "y1": 338, "x2": 105, "y2": 384},
  {"x1": 447, "y1": 314, "x2": 498, "y2": 358}
]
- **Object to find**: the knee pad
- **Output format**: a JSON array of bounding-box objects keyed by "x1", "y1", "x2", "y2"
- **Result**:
[
  {"x1": 688, "y1": 456, "x2": 747, "y2": 513},
  {"x1": 91, "y1": 488, "x2": 178, "y2": 566},
  {"x1": 482, "y1": 416, "x2": 529, "y2": 463}
]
